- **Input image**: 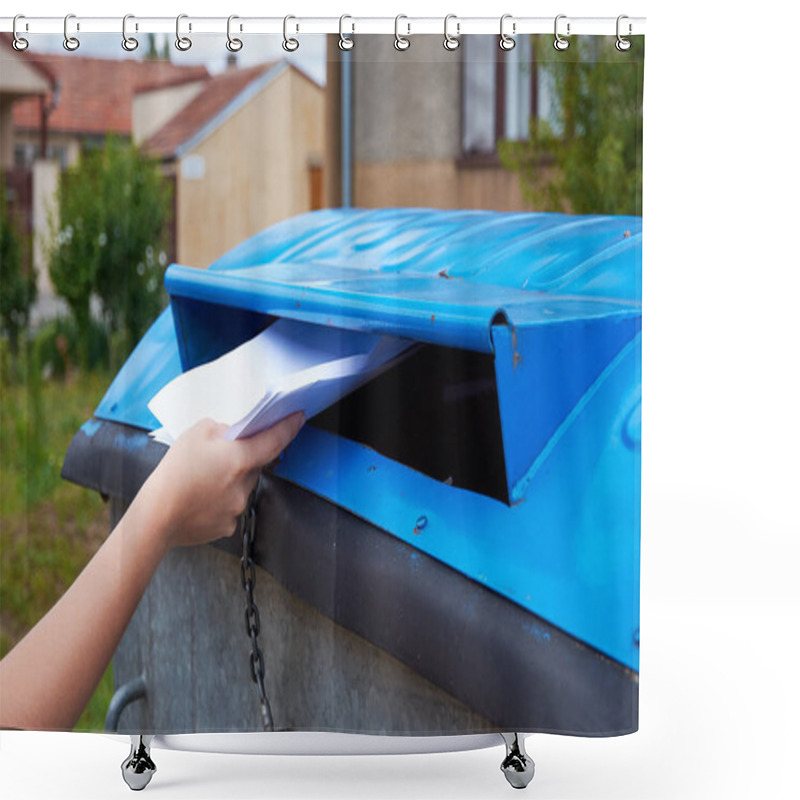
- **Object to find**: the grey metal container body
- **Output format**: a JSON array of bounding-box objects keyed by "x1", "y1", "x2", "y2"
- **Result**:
[{"x1": 109, "y1": 498, "x2": 493, "y2": 735}]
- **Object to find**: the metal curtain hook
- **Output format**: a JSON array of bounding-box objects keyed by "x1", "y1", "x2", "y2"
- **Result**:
[
  {"x1": 63, "y1": 13, "x2": 80, "y2": 51},
  {"x1": 283, "y1": 15, "x2": 299, "y2": 52},
  {"x1": 338, "y1": 14, "x2": 354, "y2": 51},
  {"x1": 443, "y1": 14, "x2": 460, "y2": 51},
  {"x1": 616, "y1": 15, "x2": 632, "y2": 51},
  {"x1": 12, "y1": 15, "x2": 29, "y2": 52},
  {"x1": 499, "y1": 14, "x2": 516, "y2": 51},
  {"x1": 394, "y1": 15, "x2": 410, "y2": 51},
  {"x1": 553, "y1": 14, "x2": 570, "y2": 51},
  {"x1": 175, "y1": 14, "x2": 192, "y2": 51},
  {"x1": 227, "y1": 15, "x2": 243, "y2": 52},
  {"x1": 122, "y1": 14, "x2": 138, "y2": 52}
]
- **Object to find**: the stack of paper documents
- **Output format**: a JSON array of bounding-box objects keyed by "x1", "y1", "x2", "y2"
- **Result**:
[{"x1": 148, "y1": 318, "x2": 412, "y2": 445}]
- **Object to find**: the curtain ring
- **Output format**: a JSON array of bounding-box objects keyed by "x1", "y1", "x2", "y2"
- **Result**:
[
  {"x1": 283, "y1": 15, "x2": 299, "y2": 52},
  {"x1": 338, "y1": 14, "x2": 354, "y2": 51},
  {"x1": 616, "y1": 15, "x2": 632, "y2": 51},
  {"x1": 499, "y1": 14, "x2": 516, "y2": 51},
  {"x1": 227, "y1": 15, "x2": 243, "y2": 52},
  {"x1": 122, "y1": 14, "x2": 138, "y2": 52},
  {"x1": 63, "y1": 13, "x2": 80, "y2": 51},
  {"x1": 443, "y1": 14, "x2": 460, "y2": 51},
  {"x1": 553, "y1": 14, "x2": 570, "y2": 51},
  {"x1": 12, "y1": 15, "x2": 29, "y2": 52},
  {"x1": 394, "y1": 15, "x2": 410, "y2": 51},
  {"x1": 175, "y1": 14, "x2": 192, "y2": 51}
]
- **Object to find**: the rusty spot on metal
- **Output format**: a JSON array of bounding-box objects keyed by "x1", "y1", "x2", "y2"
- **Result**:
[
  {"x1": 430, "y1": 314, "x2": 435, "y2": 323},
  {"x1": 511, "y1": 326, "x2": 522, "y2": 370},
  {"x1": 623, "y1": 230, "x2": 631, "y2": 238},
  {"x1": 437, "y1": 268, "x2": 452, "y2": 279},
  {"x1": 296, "y1": 301, "x2": 301, "y2": 309}
]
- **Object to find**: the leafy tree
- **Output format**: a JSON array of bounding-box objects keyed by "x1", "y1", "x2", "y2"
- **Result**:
[
  {"x1": 48, "y1": 137, "x2": 171, "y2": 366},
  {"x1": 499, "y1": 36, "x2": 644, "y2": 216},
  {"x1": 145, "y1": 33, "x2": 171, "y2": 61},
  {"x1": 0, "y1": 174, "x2": 36, "y2": 354},
  {"x1": 145, "y1": 33, "x2": 159, "y2": 60}
]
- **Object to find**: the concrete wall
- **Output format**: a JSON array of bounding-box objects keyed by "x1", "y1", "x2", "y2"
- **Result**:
[
  {"x1": 31, "y1": 159, "x2": 59, "y2": 295},
  {"x1": 352, "y1": 35, "x2": 461, "y2": 163},
  {"x1": 132, "y1": 81, "x2": 206, "y2": 146},
  {"x1": 175, "y1": 67, "x2": 324, "y2": 268},
  {"x1": 326, "y1": 34, "x2": 539, "y2": 213}
]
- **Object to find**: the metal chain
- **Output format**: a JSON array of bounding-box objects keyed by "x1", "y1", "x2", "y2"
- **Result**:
[{"x1": 239, "y1": 478, "x2": 274, "y2": 731}]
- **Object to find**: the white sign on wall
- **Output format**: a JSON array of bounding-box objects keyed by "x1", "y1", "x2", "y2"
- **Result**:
[{"x1": 180, "y1": 155, "x2": 206, "y2": 181}]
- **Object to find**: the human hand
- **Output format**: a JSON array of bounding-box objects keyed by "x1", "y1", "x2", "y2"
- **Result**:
[{"x1": 138, "y1": 412, "x2": 305, "y2": 552}]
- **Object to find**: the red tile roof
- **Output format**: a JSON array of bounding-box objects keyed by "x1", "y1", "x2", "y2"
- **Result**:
[
  {"x1": 11, "y1": 55, "x2": 209, "y2": 136},
  {"x1": 142, "y1": 63, "x2": 276, "y2": 159}
]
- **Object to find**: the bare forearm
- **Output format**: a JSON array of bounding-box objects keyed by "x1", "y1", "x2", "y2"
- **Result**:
[
  {"x1": 0, "y1": 483, "x2": 169, "y2": 731},
  {"x1": 0, "y1": 413, "x2": 303, "y2": 731}
]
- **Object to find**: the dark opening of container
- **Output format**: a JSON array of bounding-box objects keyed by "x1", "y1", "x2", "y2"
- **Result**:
[{"x1": 313, "y1": 344, "x2": 509, "y2": 504}]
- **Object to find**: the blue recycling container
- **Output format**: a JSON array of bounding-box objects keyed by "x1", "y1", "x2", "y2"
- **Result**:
[{"x1": 63, "y1": 208, "x2": 641, "y2": 735}]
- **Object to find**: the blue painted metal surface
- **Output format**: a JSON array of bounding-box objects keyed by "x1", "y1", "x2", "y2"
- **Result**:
[
  {"x1": 92, "y1": 208, "x2": 641, "y2": 670},
  {"x1": 95, "y1": 307, "x2": 183, "y2": 431},
  {"x1": 274, "y1": 333, "x2": 641, "y2": 671}
]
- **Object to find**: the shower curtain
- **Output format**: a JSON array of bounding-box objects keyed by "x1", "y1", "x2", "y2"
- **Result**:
[{"x1": 0, "y1": 23, "x2": 643, "y2": 748}]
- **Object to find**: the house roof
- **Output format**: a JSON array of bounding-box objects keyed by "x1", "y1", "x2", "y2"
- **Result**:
[
  {"x1": 11, "y1": 55, "x2": 209, "y2": 136},
  {"x1": 141, "y1": 62, "x2": 280, "y2": 160}
]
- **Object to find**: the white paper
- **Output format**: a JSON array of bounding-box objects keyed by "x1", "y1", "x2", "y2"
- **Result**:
[{"x1": 147, "y1": 318, "x2": 412, "y2": 443}]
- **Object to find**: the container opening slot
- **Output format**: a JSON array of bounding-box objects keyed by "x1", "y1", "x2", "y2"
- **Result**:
[{"x1": 313, "y1": 344, "x2": 508, "y2": 504}]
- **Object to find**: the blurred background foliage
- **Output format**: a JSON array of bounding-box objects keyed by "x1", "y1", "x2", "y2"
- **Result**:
[
  {"x1": 499, "y1": 36, "x2": 644, "y2": 216},
  {"x1": 0, "y1": 175, "x2": 37, "y2": 355},
  {"x1": 47, "y1": 136, "x2": 171, "y2": 368},
  {"x1": 1, "y1": 137, "x2": 171, "y2": 731}
]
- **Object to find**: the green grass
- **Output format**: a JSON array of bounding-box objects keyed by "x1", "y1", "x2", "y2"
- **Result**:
[{"x1": 1, "y1": 343, "x2": 114, "y2": 731}]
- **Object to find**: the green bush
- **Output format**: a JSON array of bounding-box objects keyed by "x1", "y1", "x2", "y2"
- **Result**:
[
  {"x1": 498, "y1": 36, "x2": 644, "y2": 216},
  {"x1": 35, "y1": 316, "x2": 110, "y2": 379},
  {"x1": 48, "y1": 136, "x2": 171, "y2": 368},
  {"x1": 0, "y1": 174, "x2": 36, "y2": 354},
  {"x1": 0, "y1": 338, "x2": 50, "y2": 512}
]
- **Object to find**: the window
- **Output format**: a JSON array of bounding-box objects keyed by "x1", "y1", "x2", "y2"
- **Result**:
[
  {"x1": 13, "y1": 142, "x2": 69, "y2": 170},
  {"x1": 49, "y1": 144, "x2": 68, "y2": 170},
  {"x1": 461, "y1": 35, "x2": 556, "y2": 158},
  {"x1": 13, "y1": 143, "x2": 36, "y2": 168}
]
